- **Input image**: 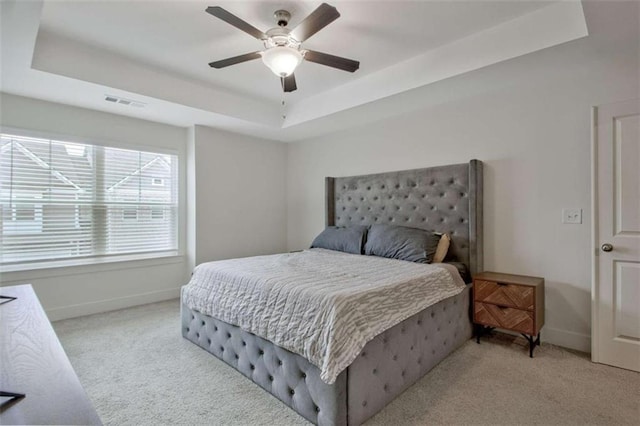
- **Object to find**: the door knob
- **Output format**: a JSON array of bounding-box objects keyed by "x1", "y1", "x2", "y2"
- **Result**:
[{"x1": 601, "y1": 243, "x2": 613, "y2": 252}]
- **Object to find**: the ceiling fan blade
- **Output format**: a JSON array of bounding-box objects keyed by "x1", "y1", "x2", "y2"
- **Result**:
[
  {"x1": 209, "y1": 51, "x2": 262, "y2": 69},
  {"x1": 205, "y1": 6, "x2": 266, "y2": 40},
  {"x1": 281, "y1": 74, "x2": 297, "y2": 92},
  {"x1": 291, "y1": 3, "x2": 340, "y2": 42},
  {"x1": 304, "y1": 50, "x2": 360, "y2": 72}
]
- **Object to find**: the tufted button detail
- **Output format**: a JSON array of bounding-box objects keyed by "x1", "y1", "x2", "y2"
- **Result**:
[
  {"x1": 234, "y1": 354, "x2": 239, "y2": 360},
  {"x1": 372, "y1": 368, "x2": 377, "y2": 374},
  {"x1": 384, "y1": 384, "x2": 389, "y2": 391},
  {"x1": 214, "y1": 326, "x2": 218, "y2": 331},
  {"x1": 431, "y1": 312, "x2": 435, "y2": 318},
  {"x1": 186, "y1": 327, "x2": 190, "y2": 332},
  {"x1": 259, "y1": 350, "x2": 264, "y2": 355},
  {"x1": 361, "y1": 351, "x2": 366, "y2": 357},
  {"x1": 410, "y1": 346, "x2": 414, "y2": 350},
  {"x1": 418, "y1": 358, "x2": 422, "y2": 364},
  {"x1": 301, "y1": 372, "x2": 307, "y2": 379},
  {"x1": 401, "y1": 370, "x2": 406, "y2": 377},
  {"x1": 289, "y1": 389, "x2": 295, "y2": 395},
  {"x1": 242, "y1": 341, "x2": 246, "y2": 346},
  {"x1": 278, "y1": 360, "x2": 283, "y2": 366},
  {"x1": 196, "y1": 333, "x2": 200, "y2": 338},
  {"x1": 268, "y1": 375, "x2": 273, "y2": 381},
  {"x1": 207, "y1": 338, "x2": 211, "y2": 344},
  {"x1": 220, "y1": 346, "x2": 224, "y2": 352},
  {"x1": 393, "y1": 355, "x2": 398, "y2": 361},
  {"x1": 191, "y1": 315, "x2": 194, "y2": 320},
  {"x1": 201, "y1": 320, "x2": 205, "y2": 326},
  {"x1": 315, "y1": 406, "x2": 320, "y2": 413},
  {"x1": 250, "y1": 364, "x2": 255, "y2": 370},
  {"x1": 226, "y1": 332, "x2": 231, "y2": 338}
]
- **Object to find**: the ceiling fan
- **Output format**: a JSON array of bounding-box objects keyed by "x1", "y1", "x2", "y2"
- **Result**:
[{"x1": 206, "y1": 3, "x2": 360, "y2": 93}]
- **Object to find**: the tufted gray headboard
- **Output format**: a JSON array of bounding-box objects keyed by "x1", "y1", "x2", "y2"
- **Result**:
[{"x1": 325, "y1": 160, "x2": 483, "y2": 277}]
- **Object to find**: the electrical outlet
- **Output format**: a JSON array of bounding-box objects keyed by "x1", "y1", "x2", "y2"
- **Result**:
[{"x1": 562, "y1": 208, "x2": 582, "y2": 224}]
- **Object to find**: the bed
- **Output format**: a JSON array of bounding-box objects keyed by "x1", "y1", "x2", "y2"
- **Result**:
[{"x1": 181, "y1": 160, "x2": 483, "y2": 425}]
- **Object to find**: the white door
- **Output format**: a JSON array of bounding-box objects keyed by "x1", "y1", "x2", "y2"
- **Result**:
[{"x1": 592, "y1": 99, "x2": 640, "y2": 372}]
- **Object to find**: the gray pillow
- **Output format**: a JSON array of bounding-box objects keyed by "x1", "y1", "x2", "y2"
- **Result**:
[
  {"x1": 310, "y1": 226, "x2": 368, "y2": 255},
  {"x1": 364, "y1": 224, "x2": 440, "y2": 263}
]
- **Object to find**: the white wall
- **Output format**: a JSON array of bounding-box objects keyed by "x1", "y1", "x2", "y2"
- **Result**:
[
  {"x1": 286, "y1": 1, "x2": 639, "y2": 352},
  {"x1": 0, "y1": 93, "x2": 190, "y2": 320},
  {"x1": 188, "y1": 125, "x2": 287, "y2": 267}
]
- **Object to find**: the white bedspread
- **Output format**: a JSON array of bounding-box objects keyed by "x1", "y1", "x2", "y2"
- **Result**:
[{"x1": 181, "y1": 248, "x2": 466, "y2": 384}]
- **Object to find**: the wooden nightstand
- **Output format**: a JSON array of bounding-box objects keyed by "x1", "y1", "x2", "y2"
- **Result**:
[{"x1": 473, "y1": 271, "x2": 545, "y2": 357}]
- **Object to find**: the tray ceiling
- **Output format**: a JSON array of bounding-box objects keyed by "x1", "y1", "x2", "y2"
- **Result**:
[{"x1": 1, "y1": 0, "x2": 588, "y2": 141}]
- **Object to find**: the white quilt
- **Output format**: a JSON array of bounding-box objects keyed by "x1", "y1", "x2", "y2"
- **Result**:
[{"x1": 181, "y1": 248, "x2": 466, "y2": 384}]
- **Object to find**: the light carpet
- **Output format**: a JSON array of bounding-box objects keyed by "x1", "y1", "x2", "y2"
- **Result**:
[{"x1": 53, "y1": 299, "x2": 640, "y2": 425}]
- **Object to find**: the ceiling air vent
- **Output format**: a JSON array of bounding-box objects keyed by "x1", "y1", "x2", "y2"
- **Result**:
[{"x1": 104, "y1": 95, "x2": 146, "y2": 108}]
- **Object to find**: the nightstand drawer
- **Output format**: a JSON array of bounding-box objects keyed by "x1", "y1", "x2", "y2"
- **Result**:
[
  {"x1": 474, "y1": 302, "x2": 534, "y2": 334},
  {"x1": 474, "y1": 279, "x2": 534, "y2": 310}
]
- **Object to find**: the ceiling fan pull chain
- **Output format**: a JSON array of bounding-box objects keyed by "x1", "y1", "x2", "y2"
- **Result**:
[{"x1": 281, "y1": 92, "x2": 287, "y2": 121}]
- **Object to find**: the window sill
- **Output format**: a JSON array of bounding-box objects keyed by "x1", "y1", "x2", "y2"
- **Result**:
[{"x1": 0, "y1": 252, "x2": 185, "y2": 281}]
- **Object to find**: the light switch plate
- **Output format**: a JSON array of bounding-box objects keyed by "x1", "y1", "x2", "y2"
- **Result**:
[{"x1": 562, "y1": 208, "x2": 582, "y2": 224}]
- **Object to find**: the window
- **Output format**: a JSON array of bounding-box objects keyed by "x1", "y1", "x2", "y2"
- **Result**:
[{"x1": 0, "y1": 134, "x2": 179, "y2": 267}]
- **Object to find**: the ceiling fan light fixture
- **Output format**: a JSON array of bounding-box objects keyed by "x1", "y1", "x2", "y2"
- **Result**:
[{"x1": 261, "y1": 46, "x2": 303, "y2": 77}]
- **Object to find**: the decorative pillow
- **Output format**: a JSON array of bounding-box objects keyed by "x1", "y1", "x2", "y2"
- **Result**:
[
  {"x1": 432, "y1": 233, "x2": 451, "y2": 263},
  {"x1": 310, "y1": 225, "x2": 368, "y2": 254},
  {"x1": 364, "y1": 224, "x2": 440, "y2": 263}
]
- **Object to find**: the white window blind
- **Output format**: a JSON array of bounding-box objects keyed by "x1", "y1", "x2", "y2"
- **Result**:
[{"x1": 0, "y1": 134, "x2": 178, "y2": 267}]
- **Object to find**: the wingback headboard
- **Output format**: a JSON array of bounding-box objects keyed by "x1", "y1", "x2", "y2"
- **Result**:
[{"x1": 325, "y1": 160, "x2": 483, "y2": 277}]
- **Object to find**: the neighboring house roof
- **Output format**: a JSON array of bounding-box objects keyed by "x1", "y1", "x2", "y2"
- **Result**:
[
  {"x1": 106, "y1": 155, "x2": 171, "y2": 192},
  {"x1": 2, "y1": 138, "x2": 171, "y2": 195},
  {"x1": 0, "y1": 140, "x2": 83, "y2": 191}
]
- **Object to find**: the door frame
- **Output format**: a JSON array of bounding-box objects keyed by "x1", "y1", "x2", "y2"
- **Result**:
[{"x1": 590, "y1": 106, "x2": 600, "y2": 361}]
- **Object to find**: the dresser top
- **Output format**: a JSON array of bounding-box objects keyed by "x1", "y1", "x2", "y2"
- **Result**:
[
  {"x1": 474, "y1": 271, "x2": 544, "y2": 287},
  {"x1": 0, "y1": 284, "x2": 101, "y2": 425}
]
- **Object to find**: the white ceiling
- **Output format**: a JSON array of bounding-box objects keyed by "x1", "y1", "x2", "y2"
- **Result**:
[{"x1": 1, "y1": 0, "x2": 589, "y2": 141}]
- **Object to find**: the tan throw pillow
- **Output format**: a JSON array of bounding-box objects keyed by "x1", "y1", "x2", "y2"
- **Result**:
[{"x1": 432, "y1": 233, "x2": 450, "y2": 263}]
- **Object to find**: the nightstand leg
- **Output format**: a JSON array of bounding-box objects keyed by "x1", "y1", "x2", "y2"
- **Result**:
[{"x1": 521, "y1": 333, "x2": 538, "y2": 358}]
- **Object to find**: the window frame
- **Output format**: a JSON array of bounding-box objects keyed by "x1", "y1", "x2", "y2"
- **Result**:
[{"x1": 0, "y1": 127, "x2": 184, "y2": 273}]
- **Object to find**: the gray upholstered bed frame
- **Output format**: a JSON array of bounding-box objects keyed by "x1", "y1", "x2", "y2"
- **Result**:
[{"x1": 182, "y1": 160, "x2": 483, "y2": 425}]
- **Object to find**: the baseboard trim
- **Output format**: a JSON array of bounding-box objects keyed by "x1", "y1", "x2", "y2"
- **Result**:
[
  {"x1": 543, "y1": 326, "x2": 591, "y2": 353},
  {"x1": 47, "y1": 288, "x2": 180, "y2": 321}
]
